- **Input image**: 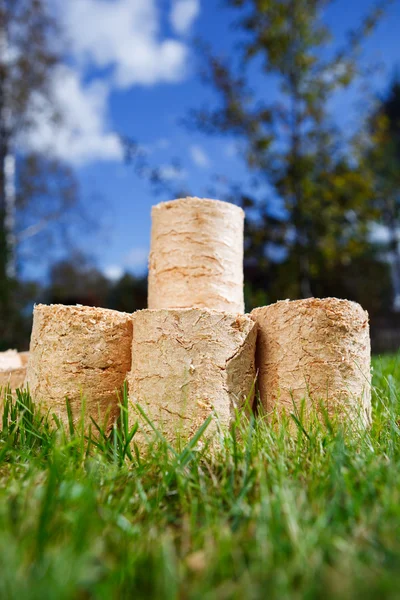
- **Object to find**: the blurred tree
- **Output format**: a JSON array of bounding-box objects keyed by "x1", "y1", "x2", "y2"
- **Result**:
[
  {"x1": 191, "y1": 0, "x2": 387, "y2": 302},
  {"x1": 362, "y1": 76, "x2": 400, "y2": 309},
  {"x1": 122, "y1": 137, "x2": 190, "y2": 198},
  {"x1": 108, "y1": 273, "x2": 147, "y2": 314},
  {"x1": 15, "y1": 154, "x2": 85, "y2": 265},
  {"x1": 0, "y1": 277, "x2": 41, "y2": 351},
  {"x1": 0, "y1": 0, "x2": 59, "y2": 274},
  {"x1": 46, "y1": 256, "x2": 147, "y2": 315},
  {"x1": 47, "y1": 253, "x2": 110, "y2": 307},
  {"x1": 0, "y1": 0, "x2": 82, "y2": 347}
]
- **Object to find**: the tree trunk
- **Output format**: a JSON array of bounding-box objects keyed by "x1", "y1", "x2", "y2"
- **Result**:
[
  {"x1": 388, "y1": 220, "x2": 400, "y2": 311},
  {"x1": 0, "y1": 139, "x2": 12, "y2": 344},
  {"x1": 288, "y1": 12, "x2": 313, "y2": 300},
  {"x1": 0, "y1": 14, "x2": 14, "y2": 345},
  {"x1": 299, "y1": 254, "x2": 313, "y2": 298},
  {"x1": 4, "y1": 152, "x2": 15, "y2": 277},
  {"x1": 0, "y1": 56, "x2": 8, "y2": 283}
]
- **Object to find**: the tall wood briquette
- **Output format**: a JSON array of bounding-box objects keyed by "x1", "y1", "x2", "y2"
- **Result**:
[
  {"x1": 26, "y1": 305, "x2": 132, "y2": 429},
  {"x1": 148, "y1": 197, "x2": 245, "y2": 313},
  {"x1": 128, "y1": 308, "x2": 257, "y2": 443},
  {"x1": 251, "y1": 298, "x2": 372, "y2": 427}
]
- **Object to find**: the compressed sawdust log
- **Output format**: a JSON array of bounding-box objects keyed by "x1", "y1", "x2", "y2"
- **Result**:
[
  {"x1": 251, "y1": 298, "x2": 372, "y2": 427},
  {"x1": 128, "y1": 308, "x2": 257, "y2": 443},
  {"x1": 148, "y1": 197, "x2": 245, "y2": 313},
  {"x1": 0, "y1": 350, "x2": 28, "y2": 393},
  {"x1": 26, "y1": 305, "x2": 132, "y2": 428}
]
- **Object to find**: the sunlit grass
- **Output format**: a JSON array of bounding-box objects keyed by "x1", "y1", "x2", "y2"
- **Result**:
[{"x1": 0, "y1": 355, "x2": 400, "y2": 598}]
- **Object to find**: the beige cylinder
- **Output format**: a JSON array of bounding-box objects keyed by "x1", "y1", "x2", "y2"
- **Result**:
[
  {"x1": 251, "y1": 298, "x2": 371, "y2": 427},
  {"x1": 26, "y1": 305, "x2": 132, "y2": 429},
  {"x1": 128, "y1": 308, "x2": 257, "y2": 443},
  {"x1": 0, "y1": 350, "x2": 29, "y2": 394},
  {"x1": 148, "y1": 197, "x2": 244, "y2": 313}
]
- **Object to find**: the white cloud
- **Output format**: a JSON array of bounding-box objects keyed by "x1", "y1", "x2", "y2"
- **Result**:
[
  {"x1": 190, "y1": 144, "x2": 210, "y2": 168},
  {"x1": 170, "y1": 0, "x2": 200, "y2": 35},
  {"x1": 23, "y1": 66, "x2": 122, "y2": 165},
  {"x1": 61, "y1": 0, "x2": 190, "y2": 87},
  {"x1": 21, "y1": 0, "x2": 202, "y2": 166}
]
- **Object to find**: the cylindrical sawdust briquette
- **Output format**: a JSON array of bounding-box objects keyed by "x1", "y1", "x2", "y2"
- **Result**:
[
  {"x1": 26, "y1": 304, "x2": 133, "y2": 429},
  {"x1": 148, "y1": 197, "x2": 245, "y2": 313},
  {"x1": 128, "y1": 308, "x2": 257, "y2": 443},
  {"x1": 251, "y1": 298, "x2": 371, "y2": 427},
  {"x1": 0, "y1": 350, "x2": 28, "y2": 394}
]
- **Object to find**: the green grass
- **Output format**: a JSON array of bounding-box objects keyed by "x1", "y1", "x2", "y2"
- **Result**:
[{"x1": 1, "y1": 356, "x2": 400, "y2": 599}]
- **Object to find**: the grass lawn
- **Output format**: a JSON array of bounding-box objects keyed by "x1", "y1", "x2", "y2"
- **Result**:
[{"x1": 1, "y1": 354, "x2": 400, "y2": 599}]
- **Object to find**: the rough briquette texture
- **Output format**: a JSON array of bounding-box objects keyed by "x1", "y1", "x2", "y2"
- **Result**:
[
  {"x1": 128, "y1": 308, "x2": 257, "y2": 443},
  {"x1": 251, "y1": 298, "x2": 371, "y2": 426},
  {"x1": 148, "y1": 197, "x2": 245, "y2": 313},
  {"x1": 26, "y1": 304, "x2": 133, "y2": 429}
]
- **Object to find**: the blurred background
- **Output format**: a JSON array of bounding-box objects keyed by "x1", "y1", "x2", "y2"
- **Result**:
[{"x1": 0, "y1": 0, "x2": 399, "y2": 352}]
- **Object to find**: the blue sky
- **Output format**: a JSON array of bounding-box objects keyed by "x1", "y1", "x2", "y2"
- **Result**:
[{"x1": 23, "y1": 0, "x2": 400, "y2": 281}]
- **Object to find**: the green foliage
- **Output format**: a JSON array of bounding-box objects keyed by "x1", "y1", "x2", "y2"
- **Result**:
[
  {"x1": 46, "y1": 253, "x2": 111, "y2": 307},
  {"x1": 0, "y1": 278, "x2": 39, "y2": 351},
  {"x1": 0, "y1": 356, "x2": 399, "y2": 596},
  {"x1": 360, "y1": 77, "x2": 400, "y2": 306},
  {"x1": 192, "y1": 0, "x2": 389, "y2": 302},
  {"x1": 108, "y1": 273, "x2": 148, "y2": 314},
  {"x1": 364, "y1": 78, "x2": 400, "y2": 232},
  {"x1": 46, "y1": 257, "x2": 147, "y2": 313},
  {"x1": 355, "y1": 75, "x2": 400, "y2": 310}
]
